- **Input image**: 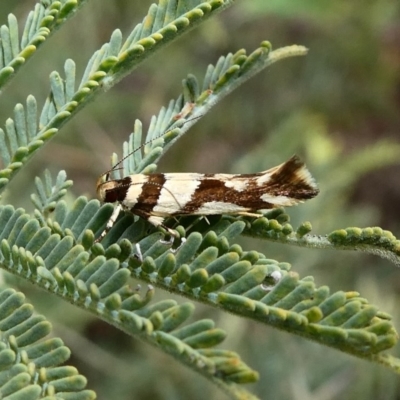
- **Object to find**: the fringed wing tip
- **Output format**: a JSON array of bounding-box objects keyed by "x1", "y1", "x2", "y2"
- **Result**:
[
  {"x1": 259, "y1": 155, "x2": 319, "y2": 203},
  {"x1": 285, "y1": 155, "x2": 319, "y2": 198}
]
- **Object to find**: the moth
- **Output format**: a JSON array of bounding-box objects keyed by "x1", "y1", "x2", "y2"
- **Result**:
[{"x1": 96, "y1": 154, "x2": 319, "y2": 242}]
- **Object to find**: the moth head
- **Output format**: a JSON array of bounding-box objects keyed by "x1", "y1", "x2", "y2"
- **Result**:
[
  {"x1": 96, "y1": 153, "x2": 126, "y2": 203},
  {"x1": 97, "y1": 170, "x2": 125, "y2": 204},
  {"x1": 97, "y1": 173, "x2": 115, "y2": 203},
  {"x1": 97, "y1": 171, "x2": 133, "y2": 204}
]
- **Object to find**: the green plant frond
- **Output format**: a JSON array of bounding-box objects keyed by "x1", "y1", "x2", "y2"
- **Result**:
[
  {"x1": 0, "y1": 1, "x2": 85, "y2": 90},
  {"x1": 0, "y1": 29, "x2": 305, "y2": 195},
  {"x1": 0, "y1": 1, "x2": 232, "y2": 192},
  {"x1": 109, "y1": 42, "x2": 308, "y2": 178},
  {"x1": 97, "y1": 214, "x2": 398, "y2": 365},
  {"x1": 327, "y1": 227, "x2": 400, "y2": 266},
  {"x1": 240, "y1": 209, "x2": 400, "y2": 267},
  {"x1": 0, "y1": 95, "x2": 41, "y2": 190},
  {"x1": 30, "y1": 186, "x2": 400, "y2": 366},
  {"x1": 108, "y1": 97, "x2": 197, "y2": 179},
  {"x1": 0, "y1": 206, "x2": 261, "y2": 398},
  {"x1": 77, "y1": 0, "x2": 232, "y2": 91},
  {"x1": 30, "y1": 170, "x2": 73, "y2": 219},
  {"x1": 2, "y1": 193, "x2": 396, "y2": 373},
  {"x1": 109, "y1": 0, "x2": 230, "y2": 84},
  {"x1": 0, "y1": 288, "x2": 95, "y2": 399}
]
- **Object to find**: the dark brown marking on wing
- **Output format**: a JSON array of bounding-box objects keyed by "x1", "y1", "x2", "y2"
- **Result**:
[
  {"x1": 131, "y1": 174, "x2": 166, "y2": 215},
  {"x1": 176, "y1": 177, "x2": 275, "y2": 215},
  {"x1": 266, "y1": 156, "x2": 319, "y2": 199},
  {"x1": 103, "y1": 177, "x2": 132, "y2": 203},
  {"x1": 174, "y1": 156, "x2": 318, "y2": 215}
]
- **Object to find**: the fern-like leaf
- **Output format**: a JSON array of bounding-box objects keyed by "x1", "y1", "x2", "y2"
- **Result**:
[
  {"x1": 0, "y1": 0, "x2": 233, "y2": 192},
  {"x1": 0, "y1": 288, "x2": 95, "y2": 399},
  {"x1": 0, "y1": 204, "x2": 263, "y2": 399},
  {"x1": 106, "y1": 42, "x2": 308, "y2": 180},
  {"x1": 241, "y1": 211, "x2": 400, "y2": 267},
  {"x1": 3, "y1": 189, "x2": 397, "y2": 373},
  {"x1": 31, "y1": 169, "x2": 73, "y2": 219},
  {"x1": 0, "y1": 0, "x2": 86, "y2": 89}
]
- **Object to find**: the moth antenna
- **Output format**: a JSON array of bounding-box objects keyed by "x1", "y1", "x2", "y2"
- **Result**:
[
  {"x1": 96, "y1": 167, "x2": 124, "y2": 186},
  {"x1": 99, "y1": 115, "x2": 203, "y2": 182}
]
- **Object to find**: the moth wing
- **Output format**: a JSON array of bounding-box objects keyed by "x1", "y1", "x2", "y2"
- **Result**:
[
  {"x1": 125, "y1": 156, "x2": 318, "y2": 222},
  {"x1": 255, "y1": 155, "x2": 319, "y2": 206}
]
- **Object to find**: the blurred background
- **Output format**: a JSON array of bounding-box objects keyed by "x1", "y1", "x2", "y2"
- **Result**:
[{"x1": 1, "y1": 1, "x2": 400, "y2": 399}]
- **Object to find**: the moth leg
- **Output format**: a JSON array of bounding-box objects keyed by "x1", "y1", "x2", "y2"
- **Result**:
[
  {"x1": 178, "y1": 216, "x2": 208, "y2": 233},
  {"x1": 193, "y1": 216, "x2": 210, "y2": 225},
  {"x1": 147, "y1": 215, "x2": 174, "y2": 235},
  {"x1": 236, "y1": 211, "x2": 263, "y2": 219},
  {"x1": 170, "y1": 237, "x2": 186, "y2": 253},
  {"x1": 95, "y1": 203, "x2": 122, "y2": 243},
  {"x1": 145, "y1": 215, "x2": 178, "y2": 245},
  {"x1": 158, "y1": 226, "x2": 179, "y2": 246},
  {"x1": 135, "y1": 243, "x2": 143, "y2": 262}
]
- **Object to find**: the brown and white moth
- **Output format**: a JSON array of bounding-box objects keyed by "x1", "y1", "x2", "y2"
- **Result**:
[{"x1": 96, "y1": 155, "x2": 319, "y2": 242}]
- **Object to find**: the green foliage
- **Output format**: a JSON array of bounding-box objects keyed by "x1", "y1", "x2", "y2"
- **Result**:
[
  {"x1": 0, "y1": 0, "x2": 82, "y2": 88},
  {"x1": 0, "y1": 1, "x2": 400, "y2": 399},
  {"x1": 0, "y1": 288, "x2": 94, "y2": 399}
]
